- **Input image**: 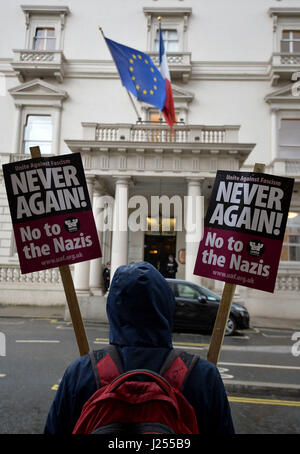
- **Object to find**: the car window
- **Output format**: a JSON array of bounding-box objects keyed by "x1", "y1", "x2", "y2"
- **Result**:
[
  {"x1": 176, "y1": 283, "x2": 200, "y2": 299},
  {"x1": 198, "y1": 286, "x2": 220, "y2": 301}
]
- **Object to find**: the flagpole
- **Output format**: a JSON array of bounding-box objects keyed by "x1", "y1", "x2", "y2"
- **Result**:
[
  {"x1": 98, "y1": 26, "x2": 142, "y2": 122},
  {"x1": 158, "y1": 16, "x2": 162, "y2": 32},
  {"x1": 158, "y1": 16, "x2": 162, "y2": 62},
  {"x1": 126, "y1": 90, "x2": 142, "y2": 122}
]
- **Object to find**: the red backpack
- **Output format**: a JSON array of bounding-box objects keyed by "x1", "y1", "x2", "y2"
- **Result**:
[{"x1": 73, "y1": 346, "x2": 200, "y2": 434}]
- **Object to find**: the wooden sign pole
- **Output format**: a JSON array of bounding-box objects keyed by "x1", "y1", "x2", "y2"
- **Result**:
[
  {"x1": 207, "y1": 162, "x2": 265, "y2": 365},
  {"x1": 29, "y1": 146, "x2": 90, "y2": 357}
]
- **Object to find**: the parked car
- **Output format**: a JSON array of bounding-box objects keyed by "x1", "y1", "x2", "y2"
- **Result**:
[{"x1": 166, "y1": 279, "x2": 250, "y2": 336}]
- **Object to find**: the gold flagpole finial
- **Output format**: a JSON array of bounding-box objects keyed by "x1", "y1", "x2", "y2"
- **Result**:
[
  {"x1": 98, "y1": 26, "x2": 105, "y2": 38},
  {"x1": 157, "y1": 16, "x2": 162, "y2": 22}
]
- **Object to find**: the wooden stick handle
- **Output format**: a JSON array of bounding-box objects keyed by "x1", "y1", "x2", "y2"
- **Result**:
[
  {"x1": 206, "y1": 162, "x2": 265, "y2": 365},
  {"x1": 59, "y1": 265, "x2": 90, "y2": 356},
  {"x1": 29, "y1": 146, "x2": 90, "y2": 356},
  {"x1": 206, "y1": 283, "x2": 236, "y2": 365}
]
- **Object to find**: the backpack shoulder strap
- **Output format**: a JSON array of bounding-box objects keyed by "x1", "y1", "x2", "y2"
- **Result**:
[
  {"x1": 159, "y1": 348, "x2": 199, "y2": 393},
  {"x1": 89, "y1": 345, "x2": 124, "y2": 389}
]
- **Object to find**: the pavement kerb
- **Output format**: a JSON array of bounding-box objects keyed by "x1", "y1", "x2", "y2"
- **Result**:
[{"x1": 224, "y1": 380, "x2": 300, "y2": 399}]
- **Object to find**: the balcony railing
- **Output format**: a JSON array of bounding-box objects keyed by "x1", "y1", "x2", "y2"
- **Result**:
[
  {"x1": 89, "y1": 123, "x2": 239, "y2": 144},
  {"x1": 270, "y1": 52, "x2": 300, "y2": 85},
  {"x1": 11, "y1": 49, "x2": 65, "y2": 82},
  {"x1": 6, "y1": 153, "x2": 53, "y2": 163},
  {"x1": 148, "y1": 52, "x2": 192, "y2": 82},
  {"x1": 0, "y1": 264, "x2": 62, "y2": 285},
  {"x1": 275, "y1": 263, "x2": 300, "y2": 292},
  {"x1": 272, "y1": 52, "x2": 300, "y2": 66}
]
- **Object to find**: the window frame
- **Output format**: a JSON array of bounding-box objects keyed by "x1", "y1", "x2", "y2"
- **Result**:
[
  {"x1": 270, "y1": 8, "x2": 300, "y2": 54},
  {"x1": 281, "y1": 29, "x2": 300, "y2": 53},
  {"x1": 28, "y1": 19, "x2": 59, "y2": 51},
  {"x1": 22, "y1": 114, "x2": 53, "y2": 155},
  {"x1": 277, "y1": 111, "x2": 300, "y2": 157},
  {"x1": 21, "y1": 5, "x2": 69, "y2": 51},
  {"x1": 143, "y1": 7, "x2": 192, "y2": 53},
  {"x1": 9, "y1": 79, "x2": 67, "y2": 157},
  {"x1": 154, "y1": 28, "x2": 179, "y2": 53},
  {"x1": 148, "y1": 109, "x2": 180, "y2": 124},
  {"x1": 279, "y1": 117, "x2": 300, "y2": 147},
  {"x1": 281, "y1": 212, "x2": 300, "y2": 263},
  {"x1": 33, "y1": 27, "x2": 56, "y2": 51}
]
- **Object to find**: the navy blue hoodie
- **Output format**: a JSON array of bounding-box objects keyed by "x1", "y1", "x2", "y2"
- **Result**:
[{"x1": 44, "y1": 261, "x2": 235, "y2": 434}]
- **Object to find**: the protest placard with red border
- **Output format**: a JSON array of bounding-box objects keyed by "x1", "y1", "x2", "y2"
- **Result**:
[
  {"x1": 3, "y1": 153, "x2": 102, "y2": 274},
  {"x1": 194, "y1": 170, "x2": 294, "y2": 293}
]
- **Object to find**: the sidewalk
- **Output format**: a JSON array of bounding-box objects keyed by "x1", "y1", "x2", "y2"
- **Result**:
[
  {"x1": 0, "y1": 304, "x2": 300, "y2": 331},
  {"x1": 0, "y1": 304, "x2": 66, "y2": 319}
]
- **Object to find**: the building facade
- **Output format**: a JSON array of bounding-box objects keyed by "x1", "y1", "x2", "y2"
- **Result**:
[{"x1": 0, "y1": 0, "x2": 300, "y2": 321}]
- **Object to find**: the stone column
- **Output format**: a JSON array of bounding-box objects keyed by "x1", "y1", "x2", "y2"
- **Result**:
[
  {"x1": 110, "y1": 177, "x2": 130, "y2": 280},
  {"x1": 89, "y1": 184, "x2": 106, "y2": 295},
  {"x1": 185, "y1": 178, "x2": 204, "y2": 285},
  {"x1": 73, "y1": 175, "x2": 95, "y2": 293}
]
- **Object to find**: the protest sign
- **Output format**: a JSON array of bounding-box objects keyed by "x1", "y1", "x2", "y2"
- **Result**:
[
  {"x1": 3, "y1": 152, "x2": 102, "y2": 274},
  {"x1": 2, "y1": 147, "x2": 100, "y2": 356},
  {"x1": 194, "y1": 169, "x2": 294, "y2": 293}
]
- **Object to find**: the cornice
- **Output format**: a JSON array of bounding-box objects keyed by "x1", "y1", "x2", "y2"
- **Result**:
[
  {"x1": 21, "y1": 5, "x2": 70, "y2": 15},
  {"x1": 64, "y1": 58, "x2": 272, "y2": 81},
  {"x1": 65, "y1": 139, "x2": 255, "y2": 155},
  {"x1": 268, "y1": 7, "x2": 300, "y2": 17},
  {"x1": 143, "y1": 7, "x2": 192, "y2": 17},
  {"x1": 0, "y1": 57, "x2": 278, "y2": 82}
]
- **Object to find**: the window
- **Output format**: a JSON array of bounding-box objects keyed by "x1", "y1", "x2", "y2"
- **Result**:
[
  {"x1": 20, "y1": 5, "x2": 69, "y2": 50},
  {"x1": 176, "y1": 283, "x2": 200, "y2": 299},
  {"x1": 197, "y1": 286, "x2": 220, "y2": 302},
  {"x1": 143, "y1": 7, "x2": 191, "y2": 53},
  {"x1": 279, "y1": 119, "x2": 300, "y2": 147},
  {"x1": 150, "y1": 111, "x2": 163, "y2": 124},
  {"x1": 147, "y1": 110, "x2": 178, "y2": 142},
  {"x1": 281, "y1": 212, "x2": 300, "y2": 261},
  {"x1": 33, "y1": 27, "x2": 56, "y2": 50},
  {"x1": 281, "y1": 30, "x2": 300, "y2": 53},
  {"x1": 154, "y1": 29, "x2": 179, "y2": 52},
  {"x1": 149, "y1": 110, "x2": 178, "y2": 124},
  {"x1": 23, "y1": 115, "x2": 52, "y2": 154}
]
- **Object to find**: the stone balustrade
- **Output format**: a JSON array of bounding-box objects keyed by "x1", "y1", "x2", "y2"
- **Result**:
[
  {"x1": 274, "y1": 263, "x2": 300, "y2": 291},
  {"x1": 0, "y1": 264, "x2": 62, "y2": 285},
  {"x1": 272, "y1": 52, "x2": 300, "y2": 65},
  {"x1": 0, "y1": 262, "x2": 298, "y2": 291},
  {"x1": 86, "y1": 123, "x2": 240, "y2": 144},
  {"x1": 11, "y1": 49, "x2": 65, "y2": 82}
]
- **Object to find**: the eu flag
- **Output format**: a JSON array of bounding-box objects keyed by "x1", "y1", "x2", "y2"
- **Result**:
[{"x1": 105, "y1": 37, "x2": 166, "y2": 111}]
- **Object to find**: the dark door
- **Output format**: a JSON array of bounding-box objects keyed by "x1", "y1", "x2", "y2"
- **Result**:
[
  {"x1": 173, "y1": 282, "x2": 215, "y2": 331},
  {"x1": 144, "y1": 234, "x2": 176, "y2": 276}
]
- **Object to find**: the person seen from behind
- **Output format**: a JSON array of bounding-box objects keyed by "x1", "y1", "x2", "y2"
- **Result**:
[{"x1": 44, "y1": 261, "x2": 234, "y2": 434}]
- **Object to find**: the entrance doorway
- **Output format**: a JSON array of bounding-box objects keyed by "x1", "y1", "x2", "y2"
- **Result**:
[{"x1": 144, "y1": 234, "x2": 176, "y2": 277}]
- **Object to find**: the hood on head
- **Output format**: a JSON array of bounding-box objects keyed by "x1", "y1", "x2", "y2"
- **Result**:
[{"x1": 106, "y1": 261, "x2": 175, "y2": 348}]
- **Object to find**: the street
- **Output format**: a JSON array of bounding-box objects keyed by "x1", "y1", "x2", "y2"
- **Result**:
[{"x1": 0, "y1": 316, "x2": 299, "y2": 434}]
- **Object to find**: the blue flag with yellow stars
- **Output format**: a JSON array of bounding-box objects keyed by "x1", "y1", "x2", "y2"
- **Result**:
[{"x1": 105, "y1": 37, "x2": 166, "y2": 111}]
